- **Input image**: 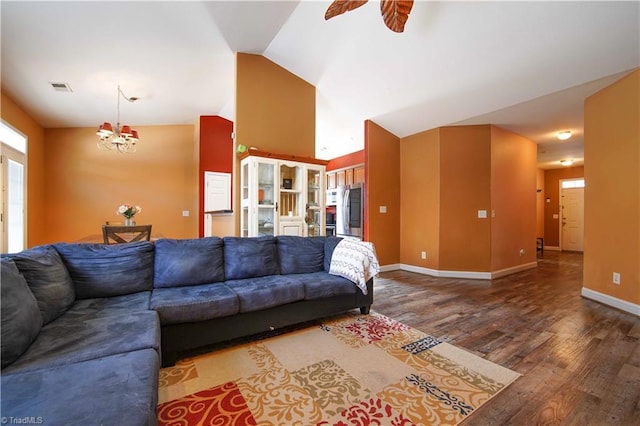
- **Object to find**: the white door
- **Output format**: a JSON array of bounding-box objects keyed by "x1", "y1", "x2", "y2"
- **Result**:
[
  {"x1": 204, "y1": 172, "x2": 231, "y2": 238},
  {"x1": 1, "y1": 122, "x2": 27, "y2": 254},
  {"x1": 561, "y1": 187, "x2": 584, "y2": 252},
  {"x1": 204, "y1": 172, "x2": 231, "y2": 212}
]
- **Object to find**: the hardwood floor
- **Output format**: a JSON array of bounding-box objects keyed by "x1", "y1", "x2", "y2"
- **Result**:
[{"x1": 373, "y1": 251, "x2": 640, "y2": 425}]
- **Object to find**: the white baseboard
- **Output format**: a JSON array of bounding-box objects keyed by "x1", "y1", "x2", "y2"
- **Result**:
[
  {"x1": 491, "y1": 262, "x2": 538, "y2": 279},
  {"x1": 545, "y1": 246, "x2": 561, "y2": 251},
  {"x1": 581, "y1": 287, "x2": 640, "y2": 317},
  {"x1": 379, "y1": 263, "x2": 401, "y2": 272},
  {"x1": 379, "y1": 262, "x2": 538, "y2": 280},
  {"x1": 399, "y1": 264, "x2": 491, "y2": 279}
]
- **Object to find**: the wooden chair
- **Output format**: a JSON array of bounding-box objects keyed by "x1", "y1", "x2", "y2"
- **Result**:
[{"x1": 102, "y1": 224, "x2": 152, "y2": 244}]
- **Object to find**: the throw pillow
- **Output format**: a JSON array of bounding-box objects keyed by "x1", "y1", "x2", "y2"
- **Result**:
[
  {"x1": 1, "y1": 258, "x2": 43, "y2": 369},
  {"x1": 10, "y1": 245, "x2": 75, "y2": 324}
]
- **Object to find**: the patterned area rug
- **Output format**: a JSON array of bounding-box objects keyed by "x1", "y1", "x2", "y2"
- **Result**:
[{"x1": 158, "y1": 311, "x2": 520, "y2": 425}]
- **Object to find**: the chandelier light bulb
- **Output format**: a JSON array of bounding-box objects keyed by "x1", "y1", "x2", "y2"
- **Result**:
[{"x1": 96, "y1": 85, "x2": 140, "y2": 154}]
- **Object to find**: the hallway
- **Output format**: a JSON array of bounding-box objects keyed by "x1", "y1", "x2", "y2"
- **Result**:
[{"x1": 374, "y1": 252, "x2": 640, "y2": 425}]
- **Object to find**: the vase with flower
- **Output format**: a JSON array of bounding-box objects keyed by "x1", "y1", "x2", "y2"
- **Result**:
[{"x1": 117, "y1": 204, "x2": 142, "y2": 226}]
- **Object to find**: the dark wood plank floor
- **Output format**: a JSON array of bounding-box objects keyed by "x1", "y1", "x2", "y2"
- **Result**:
[{"x1": 373, "y1": 251, "x2": 640, "y2": 425}]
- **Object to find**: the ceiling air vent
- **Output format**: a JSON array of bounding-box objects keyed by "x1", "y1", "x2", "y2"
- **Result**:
[{"x1": 49, "y1": 82, "x2": 72, "y2": 92}]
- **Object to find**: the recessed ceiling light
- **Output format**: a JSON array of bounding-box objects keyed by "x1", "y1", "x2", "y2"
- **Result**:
[
  {"x1": 560, "y1": 159, "x2": 574, "y2": 166},
  {"x1": 557, "y1": 130, "x2": 572, "y2": 140}
]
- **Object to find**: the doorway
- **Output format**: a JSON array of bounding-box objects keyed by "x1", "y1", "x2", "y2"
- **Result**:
[
  {"x1": 560, "y1": 178, "x2": 584, "y2": 252},
  {"x1": 1, "y1": 122, "x2": 27, "y2": 253}
]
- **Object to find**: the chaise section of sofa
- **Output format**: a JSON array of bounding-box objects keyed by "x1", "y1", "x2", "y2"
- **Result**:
[{"x1": 1, "y1": 242, "x2": 160, "y2": 426}]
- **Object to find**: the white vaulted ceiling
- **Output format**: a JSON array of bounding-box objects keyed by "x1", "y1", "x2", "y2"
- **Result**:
[{"x1": 1, "y1": 1, "x2": 638, "y2": 167}]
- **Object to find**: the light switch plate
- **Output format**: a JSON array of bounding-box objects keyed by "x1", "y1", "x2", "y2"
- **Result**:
[
  {"x1": 379, "y1": 206, "x2": 387, "y2": 213},
  {"x1": 182, "y1": 210, "x2": 190, "y2": 217},
  {"x1": 478, "y1": 210, "x2": 487, "y2": 219}
]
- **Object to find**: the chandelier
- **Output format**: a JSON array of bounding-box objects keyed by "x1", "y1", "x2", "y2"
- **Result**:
[{"x1": 96, "y1": 85, "x2": 140, "y2": 153}]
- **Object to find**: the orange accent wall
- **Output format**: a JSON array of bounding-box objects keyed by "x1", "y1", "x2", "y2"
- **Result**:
[
  {"x1": 43, "y1": 125, "x2": 198, "y2": 243},
  {"x1": 235, "y1": 53, "x2": 315, "y2": 157},
  {"x1": 327, "y1": 150, "x2": 365, "y2": 171},
  {"x1": 584, "y1": 69, "x2": 639, "y2": 305},
  {"x1": 400, "y1": 128, "x2": 440, "y2": 268},
  {"x1": 1, "y1": 92, "x2": 46, "y2": 247},
  {"x1": 234, "y1": 53, "x2": 316, "y2": 234},
  {"x1": 490, "y1": 126, "x2": 537, "y2": 271},
  {"x1": 365, "y1": 120, "x2": 400, "y2": 266},
  {"x1": 199, "y1": 115, "x2": 233, "y2": 236},
  {"x1": 399, "y1": 124, "x2": 537, "y2": 274},
  {"x1": 543, "y1": 166, "x2": 584, "y2": 247},
  {"x1": 439, "y1": 125, "x2": 492, "y2": 271}
]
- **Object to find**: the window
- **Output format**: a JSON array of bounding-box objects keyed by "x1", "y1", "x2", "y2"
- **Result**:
[{"x1": 561, "y1": 179, "x2": 585, "y2": 189}]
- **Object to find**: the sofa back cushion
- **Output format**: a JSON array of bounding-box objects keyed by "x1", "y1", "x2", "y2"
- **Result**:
[
  {"x1": 9, "y1": 245, "x2": 75, "y2": 324},
  {"x1": 277, "y1": 236, "x2": 325, "y2": 274},
  {"x1": 154, "y1": 237, "x2": 225, "y2": 288},
  {"x1": 223, "y1": 236, "x2": 279, "y2": 280},
  {"x1": 324, "y1": 237, "x2": 344, "y2": 272},
  {"x1": 1, "y1": 258, "x2": 43, "y2": 369},
  {"x1": 54, "y1": 242, "x2": 154, "y2": 299}
]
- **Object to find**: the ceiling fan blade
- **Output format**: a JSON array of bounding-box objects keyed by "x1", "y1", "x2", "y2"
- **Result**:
[
  {"x1": 325, "y1": 0, "x2": 369, "y2": 20},
  {"x1": 380, "y1": 0, "x2": 414, "y2": 32}
]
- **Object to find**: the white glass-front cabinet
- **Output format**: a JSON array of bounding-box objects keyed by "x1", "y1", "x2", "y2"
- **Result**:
[
  {"x1": 240, "y1": 153, "x2": 326, "y2": 237},
  {"x1": 305, "y1": 165, "x2": 324, "y2": 237}
]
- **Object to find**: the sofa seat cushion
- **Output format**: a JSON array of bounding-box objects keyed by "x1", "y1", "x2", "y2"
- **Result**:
[
  {"x1": 54, "y1": 241, "x2": 154, "y2": 299},
  {"x1": 223, "y1": 236, "x2": 280, "y2": 280},
  {"x1": 150, "y1": 284, "x2": 239, "y2": 325},
  {"x1": 2, "y1": 310, "x2": 159, "y2": 374},
  {"x1": 154, "y1": 237, "x2": 225, "y2": 288},
  {"x1": 1, "y1": 348, "x2": 159, "y2": 426},
  {"x1": 64, "y1": 291, "x2": 151, "y2": 319},
  {"x1": 225, "y1": 275, "x2": 305, "y2": 313},
  {"x1": 277, "y1": 236, "x2": 325, "y2": 274},
  {"x1": 1, "y1": 258, "x2": 43, "y2": 369},
  {"x1": 9, "y1": 245, "x2": 75, "y2": 324},
  {"x1": 289, "y1": 271, "x2": 357, "y2": 300}
]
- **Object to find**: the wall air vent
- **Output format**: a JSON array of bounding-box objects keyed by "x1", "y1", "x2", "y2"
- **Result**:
[{"x1": 49, "y1": 82, "x2": 73, "y2": 92}]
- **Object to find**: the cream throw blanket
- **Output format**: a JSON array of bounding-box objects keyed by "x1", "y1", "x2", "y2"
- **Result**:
[{"x1": 329, "y1": 239, "x2": 380, "y2": 295}]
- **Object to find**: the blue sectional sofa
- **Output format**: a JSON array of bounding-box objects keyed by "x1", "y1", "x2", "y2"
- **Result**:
[{"x1": 1, "y1": 235, "x2": 373, "y2": 425}]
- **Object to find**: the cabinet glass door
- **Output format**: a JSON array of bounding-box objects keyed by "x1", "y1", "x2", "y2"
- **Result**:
[
  {"x1": 257, "y1": 160, "x2": 276, "y2": 236},
  {"x1": 240, "y1": 161, "x2": 250, "y2": 237},
  {"x1": 306, "y1": 166, "x2": 324, "y2": 236}
]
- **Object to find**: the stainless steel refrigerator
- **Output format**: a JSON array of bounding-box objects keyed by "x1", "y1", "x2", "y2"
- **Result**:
[{"x1": 336, "y1": 183, "x2": 364, "y2": 239}]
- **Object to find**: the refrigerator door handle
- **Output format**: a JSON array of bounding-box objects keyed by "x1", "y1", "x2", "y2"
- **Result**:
[{"x1": 343, "y1": 187, "x2": 350, "y2": 231}]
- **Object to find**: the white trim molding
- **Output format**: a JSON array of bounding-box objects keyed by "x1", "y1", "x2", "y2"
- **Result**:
[
  {"x1": 378, "y1": 262, "x2": 538, "y2": 280},
  {"x1": 581, "y1": 288, "x2": 640, "y2": 317},
  {"x1": 491, "y1": 262, "x2": 538, "y2": 279},
  {"x1": 545, "y1": 246, "x2": 561, "y2": 252},
  {"x1": 399, "y1": 264, "x2": 491, "y2": 280},
  {"x1": 379, "y1": 263, "x2": 401, "y2": 272}
]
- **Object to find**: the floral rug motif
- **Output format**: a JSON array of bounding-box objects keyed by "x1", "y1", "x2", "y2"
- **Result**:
[{"x1": 157, "y1": 311, "x2": 520, "y2": 425}]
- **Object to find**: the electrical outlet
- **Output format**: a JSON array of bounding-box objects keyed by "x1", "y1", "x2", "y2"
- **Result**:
[
  {"x1": 519, "y1": 249, "x2": 525, "y2": 257},
  {"x1": 421, "y1": 251, "x2": 427, "y2": 260},
  {"x1": 613, "y1": 272, "x2": 621, "y2": 285}
]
